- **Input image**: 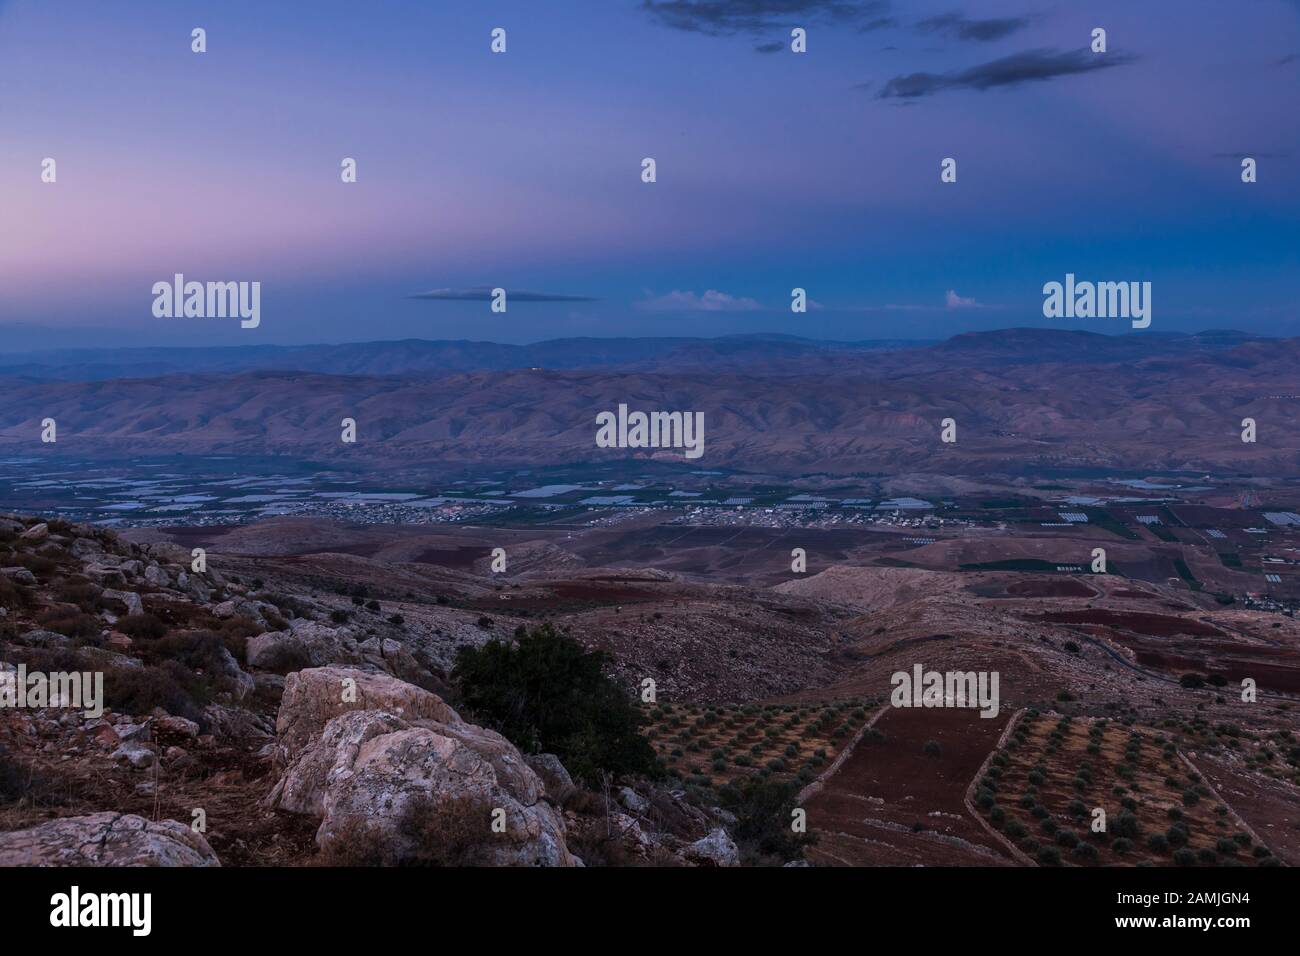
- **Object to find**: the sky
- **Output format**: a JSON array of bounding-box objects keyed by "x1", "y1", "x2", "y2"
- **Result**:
[{"x1": 0, "y1": 0, "x2": 1297, "y2": 349}]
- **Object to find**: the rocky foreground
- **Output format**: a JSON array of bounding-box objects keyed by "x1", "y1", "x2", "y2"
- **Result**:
[{"x1": 0, "y1": 515, "x2": 745, "y2": 867}]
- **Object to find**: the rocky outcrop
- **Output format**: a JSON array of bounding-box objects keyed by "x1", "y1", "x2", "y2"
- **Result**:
[
  {"x1": 268, "y1": 669, "x2": 577, "y2": 866},
  {"x1": 357, "y1": 636, "x2": 427, "y2": 685},
  {"x1": 684, "y1": 827, "x2": 741, "y2": 867},
  {"x1": 273, "y1": 667, "x2": 460, "y2": 763},
  {"x1": 101, "y1": 588, "x2": 145, "y2": 617},
  {"x1": 246, "y1": 620, "x2": 360, "y2": 672},
  {"x1": 0, "y1": 812, "x2": 220, "y2": 866},
  {"x1": 525, "y1": 753, "x2": 574, "y2": 799},
  {"x1": 196, "y1": 643, "x2": 255, "y2": 702}
]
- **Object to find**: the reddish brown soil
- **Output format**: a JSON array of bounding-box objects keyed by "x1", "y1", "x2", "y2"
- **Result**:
[
  {"x1": 1037, "y1": 609, "x2": 1225, "y2": 637},
  {"x1": 413, "y1": 547, "x2": 487, "y2": 568},
  {"x1": 1120, "y1": 643, "x2": 1300, "y2": 694},
  {"x1": 1189, "y1": 753, "x2": 1300, "y2": 867},
  {"x1": 1006, "y1": 578, "x2": 1096, "y2": 598},
  {"x1": 804, "y1": 706, "x2": 1015, "y2": 866},
  {"x1": 468, "y1": 581, "x2": 660, "y2": 611}
]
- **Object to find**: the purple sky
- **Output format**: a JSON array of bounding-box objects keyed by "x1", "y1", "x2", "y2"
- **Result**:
[{"x1": 0, "y1": 0, "x2": 1297, "y2": 348}]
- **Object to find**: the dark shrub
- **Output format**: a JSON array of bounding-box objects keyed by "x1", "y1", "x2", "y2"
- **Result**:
[
  {"x1": 1072, "y1": 842, "x2": 1098, "y2": 861},
  {"x1": 35, "y1": 606, "x2": 101, "y2": 640},
  {"x1": 147, "y1": 631, "x2": 242, "y2": 696},
  {"x1": 0, "y1": 575, "x2": 27, "y2": 611},
  {"x1": 53, "y1": 580, "x2": 103, "y2": 611},
  {"x1": 451, "y1": 623, "x2": 658, "y2": 783},
  {"x1": 118, "y1": 613, "x2": 168, "y2": 641},
  {"x1": 103, "y1": 661, "x2": 206, "y2": 725},
  {"x1": 716, "y1": 778, "x2": 816, "y2": 865},
  {"x1": 1113, "y1": 810, "x2": 1142, "y2": 839}
]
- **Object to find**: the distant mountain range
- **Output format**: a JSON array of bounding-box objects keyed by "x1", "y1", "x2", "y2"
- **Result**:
[
  {"x1": 0, "y1": 333, "x2": 921, "y2": 381},
  {"x1": 0, "y1": 328, "x2": 1269, "y2": 381},
  {"x1": 1, "y1": 328, "x2": 1295, "y2": 477}
]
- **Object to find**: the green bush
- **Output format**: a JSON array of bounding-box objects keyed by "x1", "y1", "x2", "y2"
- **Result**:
[
  {"x1": 1072, "y1": 842, "x2": 1098, "y2": 861},
  {"x1": 451, "y1": 623, "x2": 658, "y2": 784},
  {"x1": 716, "y1": 778, "x2": 815, "y2": 865}
]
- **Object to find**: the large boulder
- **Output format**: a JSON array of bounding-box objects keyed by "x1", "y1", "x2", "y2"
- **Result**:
[
  {"x1": 683, "y1": 827, "x2": 740, "y2": 867},
  {"x1": 358, "y1": 636, "x2": 429, "y2": 685},
  {"x1": 0, "y1": 567, "x2": 37, "y2": 586},
  {"x1": 212, "y1": 596, "x2": 267, "y2": 628},
  {"x1": 524, "y1": 753, "x2": 574, "y2": 799},
  {"x1": 18, "y1": 628, "x2": 75, "y2": 649},
  {"x1": 143, "y1": 564, "x2": 171, "y2": 588},
  {"x1": 268, "y1": 671, "x2": 577, "y2": 866},
  {"x1": 146, "y1": 542, "x2": 192, "y2": 566},
  {"x1": 273, "y1": 667, "x2": 459, "y2": 763},
  {"x1": 0, "y1": 812, "x2": 219, "y2": 866},
  {"x1": 101, "y1": 589, "x2": 145, "y2": 617},
  {"x1": 209, "y1": 644, "x2": 255, "y2": 701},
  {"x1": 70, "y1": 537, "x2": 104, "y2": 559},
  {"x1": 271, "y1": 710, "x2": 575, "y2": 866},
  {"x1": 246, "y1": 621, "x2": 360, "y2": 673}
]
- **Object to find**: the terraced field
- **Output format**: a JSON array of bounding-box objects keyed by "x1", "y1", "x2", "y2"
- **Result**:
[
  {"x1": 644, "y1": 698, "x2": 875, "y2": 790},
  {"x1": 972, "y1": 711, "x2": 1282, "y2": 866}
]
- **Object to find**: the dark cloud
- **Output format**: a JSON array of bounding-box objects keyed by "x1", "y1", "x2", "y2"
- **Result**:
[
  {"x1": 642, "y1": 0, "x2": 892, "y2": 36},
  {"x1": 410, "y1": 287, "x2": 596, "y2": 303},
  {"x1": 915, "y1": 11, "x2": 1029, "y2": 42},
  {"x1": 1276, "y1": 53, "x2": 1298, "y2": 65},
  {"x1": 859, "y1": 17, "x2": 896, "y2": 32},
  {"x1": 878, "y1": 48, "x2": 1137, "y2": 99},
  {"x1": 755, "y1": 41, "x2": 783, "y2": 53}
]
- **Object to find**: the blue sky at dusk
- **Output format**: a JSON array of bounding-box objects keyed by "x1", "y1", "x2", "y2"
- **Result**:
[{"x1": 0, "y1": 0, "x2": 1296, "y2": 348}]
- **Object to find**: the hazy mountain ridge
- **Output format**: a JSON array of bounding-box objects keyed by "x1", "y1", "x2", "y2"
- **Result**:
[
  {"x1": 2, "y1": 330, "x2": 1296, "y2": 477},
  {"x1": 0, "y1": 328, "x2": 1270, "y2": 381},
  {"x1": 0, "y1": 333, "x2": 923, "y2": 381}
]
